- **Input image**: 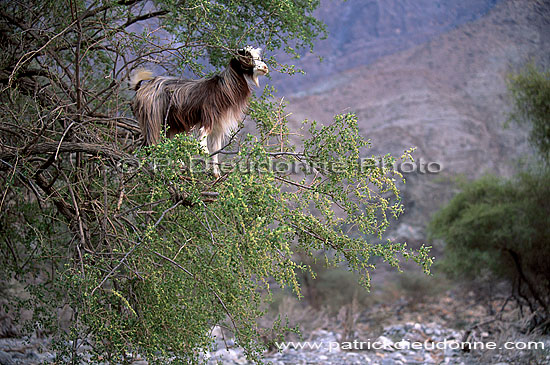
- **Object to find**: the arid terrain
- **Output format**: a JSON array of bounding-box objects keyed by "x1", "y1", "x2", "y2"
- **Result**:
[{"x1": 273, "y1": 0, "x2": 550, "y2": 236}]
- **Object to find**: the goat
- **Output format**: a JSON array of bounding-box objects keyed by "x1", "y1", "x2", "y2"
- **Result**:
[{"x1": 130, "y1": 47, "x2": 268, "y2": 176}]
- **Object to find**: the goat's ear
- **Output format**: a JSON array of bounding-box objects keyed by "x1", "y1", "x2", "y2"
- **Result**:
[
  {"x1": 252, "y1": 47, "x2": 262, "y2": 57},
  {"x1": 235, "y1": 48, "x2": 254, "y2": 68}
]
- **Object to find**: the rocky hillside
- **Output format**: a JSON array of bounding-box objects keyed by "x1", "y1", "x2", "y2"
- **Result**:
[
  {"x1": 274, "y1": 0, "x2": 550, "y2": 237},
  {"x1": 274, "y1": 0, "x2": 500, "y2": 94}
]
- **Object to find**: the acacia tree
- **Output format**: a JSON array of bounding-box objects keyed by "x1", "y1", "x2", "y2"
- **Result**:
[{"x1": 0, "y1": 0, "x2": 431, "y2": 363}]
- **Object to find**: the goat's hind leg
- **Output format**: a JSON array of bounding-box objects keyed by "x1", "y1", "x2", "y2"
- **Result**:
[{"x1": 197, "y1": 127, "x2": 210, "y2": 155}]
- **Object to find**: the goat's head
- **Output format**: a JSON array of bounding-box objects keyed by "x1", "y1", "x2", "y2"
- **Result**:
[{"x1": 236, "y1": 46, "x2": 268, "y2": 87}]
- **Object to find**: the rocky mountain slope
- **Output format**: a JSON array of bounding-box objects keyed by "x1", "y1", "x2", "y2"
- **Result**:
[
  {"x1": 274, "y1": 0, "x2": 550, "y2": 237},
  {"x1": 274, "y1": 0, "x2": 500, "y2": 94}
]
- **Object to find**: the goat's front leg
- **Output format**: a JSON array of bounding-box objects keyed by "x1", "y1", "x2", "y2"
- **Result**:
[
  {"x1": 198, "y1": 127, "x2": 221, "y2": 177},
  {"x1": 208, "y1": 133, "x2": 222, "y2": 178},
  {"x1": 197, "y1": 127, "x2": 219, "y2": 177}
]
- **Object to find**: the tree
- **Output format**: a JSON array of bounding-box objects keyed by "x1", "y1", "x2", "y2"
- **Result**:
[
  {"x1": 508, "y1": 63, "x2": 550, "y2": 164},
  {"x1": 0, "y1": 0, "x2": 431, "y2": 362}
]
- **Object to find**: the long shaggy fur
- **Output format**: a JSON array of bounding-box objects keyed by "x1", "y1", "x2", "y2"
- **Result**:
[{"x1": 130, "y1": 48, "x2": 268, "y2": 167}]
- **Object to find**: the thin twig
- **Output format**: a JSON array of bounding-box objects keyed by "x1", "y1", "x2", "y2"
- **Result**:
[
  {"x1": 91, "y1": 200, "x2": 182, "y2": 295},
  {"x1": 6, "y1": 19, "x2": 79, "y2": 89}
]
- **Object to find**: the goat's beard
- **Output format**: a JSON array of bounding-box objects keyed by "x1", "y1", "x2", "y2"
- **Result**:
[{"x1": 251, "y1": 69, "x2": 267, "y2": 87}]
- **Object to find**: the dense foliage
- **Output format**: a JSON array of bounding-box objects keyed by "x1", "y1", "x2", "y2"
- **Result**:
[
  {"x1": 0, "y1": 0, "x2": 431, "y2": 362},
  {"x1": 429, "y1": 173, "x2": 550, "y2": 314}
]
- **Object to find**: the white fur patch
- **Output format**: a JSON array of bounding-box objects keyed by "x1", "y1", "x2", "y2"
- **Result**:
[{"x1": 198, "y1": 127, "x2": 209, "y2": 154}]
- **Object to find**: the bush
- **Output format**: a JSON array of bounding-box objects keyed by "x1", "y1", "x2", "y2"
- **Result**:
[{"x1": 429, "y1": 171, "x2": 550, "y2": 323}]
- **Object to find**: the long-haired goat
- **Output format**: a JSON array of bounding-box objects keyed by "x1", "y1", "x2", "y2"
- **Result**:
[{"x1": 130, "y1": 47, "x2": 268, "y2": 176}]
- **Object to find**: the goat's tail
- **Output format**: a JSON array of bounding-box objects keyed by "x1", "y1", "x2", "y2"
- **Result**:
[{"x1": 129, "y1": 68, "x2": 154, "y2": 91}]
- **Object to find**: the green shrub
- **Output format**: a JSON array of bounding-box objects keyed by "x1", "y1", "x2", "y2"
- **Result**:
[{"x1": 429, "y1": 171, "x2": 550, "y2": 320}]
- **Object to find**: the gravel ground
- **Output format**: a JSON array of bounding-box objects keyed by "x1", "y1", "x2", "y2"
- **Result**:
[
  {"x1": 207, "y1": 322, "x2": 468, "y2": 365},
  {"x1": 0, "y1": 320, "x2": 548, "y2": 364}
]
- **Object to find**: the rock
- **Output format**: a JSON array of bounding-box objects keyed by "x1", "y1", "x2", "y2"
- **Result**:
[
  {"x1": 424, "y1": 353, "x2": 435, "y2": 363},
  {"x1": 273, "y1": 0, "x2": 501, "y2": 95},
  {"x1": 444, "y1": 342, "x2": 461, "y2": 358},
  {"x1": 131, "y1": 360, "x2": 148, "y2": 365},
  {"x1": 376, "y1": 336, "x2": 395, "y2": 351},
  {"x1": 394, "y1": 339, "x2": 411, "y2": 350},
  {"x1": 209, "y1": 348, "x2": 243, "y2": 364},
  {"x1": 393, "y1": 352, "x2": 407, "y2": 363},
  {"x1": 0, "y1": 351, "x2": 14, "y2": 365}
]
